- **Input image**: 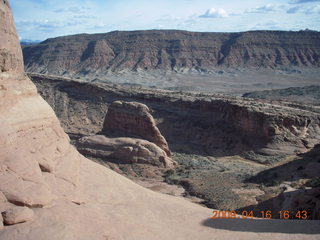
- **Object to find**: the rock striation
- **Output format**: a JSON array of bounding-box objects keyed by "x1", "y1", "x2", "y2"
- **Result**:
[
  {"x1": 78, "y1": 135, "x2": 175, "y2": 168},
  {"x1": 103, "y1": 100, "x2": 171, "y2": 156},
  {"x1": 0, "y1": 0, "x2": 66, "y2": 209},
  {"x1": 22, "y1": 30, "x2": 320, "y2": 77}
]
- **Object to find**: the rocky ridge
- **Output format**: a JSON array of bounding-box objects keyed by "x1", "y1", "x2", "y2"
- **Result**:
[
  {"x1": 22, "y1": 30, "x2": 320, "y2": 77},
  {"x1": 243, "y1": 85, "x2": 320, "y2": 106}
]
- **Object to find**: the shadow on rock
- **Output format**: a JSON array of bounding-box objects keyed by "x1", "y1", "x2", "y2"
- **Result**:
[
  {"x1": 247, "y1": 144, "x2": 320, "y2": 185},
  {"x1": 202, "y1": 218, "x2": 320, "y2": 234},
  {"x1": 235, "y1": 188, "x2": 320, "y2": 220}
]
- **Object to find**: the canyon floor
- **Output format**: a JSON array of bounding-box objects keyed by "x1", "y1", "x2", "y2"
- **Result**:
[{"x1": 51, "y1": 67, "x2": 320, "y2": 95}]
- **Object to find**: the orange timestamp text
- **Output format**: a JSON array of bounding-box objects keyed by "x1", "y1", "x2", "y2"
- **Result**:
[{"x1": 211, "y1": 210, "x2": 309, "y2": 220}]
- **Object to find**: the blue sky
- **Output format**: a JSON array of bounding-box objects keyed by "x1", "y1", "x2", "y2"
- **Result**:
[{"x1": 10, "y1": 0, "x2": 320, "y2": 40}]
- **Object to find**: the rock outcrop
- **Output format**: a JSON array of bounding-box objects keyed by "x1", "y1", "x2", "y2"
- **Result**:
[
  {"x1": 0, "y1": 1, "x2": 23, "y2": 73},
  {"x1": 0, "y1": 0, "x2": 68, "y2": 209},
  {"x1": 103, "y1": 100, "x2": 171, "y2": 156},
  {"x1": 78, "y1": 135, "x2": 175, "y2": 168},
  {"x1": 77, "y1": 100, "x2": 175, "y2": 168},
  {"x1": 23, "y1": 30, "x2": 320, "y2": 77}
]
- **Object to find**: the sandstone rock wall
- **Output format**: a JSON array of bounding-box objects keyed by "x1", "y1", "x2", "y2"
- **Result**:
[
  {"x1": 102, "y1": 100, "x2": 171, "y2": 156},
  {"x1": 0, "y1": 0, "x2": 80, "y2": 225},
  {"x1": 0, "y1": 1, "x2": 23, "y2": 73}
]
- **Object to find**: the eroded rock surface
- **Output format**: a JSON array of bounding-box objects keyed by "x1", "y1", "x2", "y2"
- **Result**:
[
  {"x1": 78, "y1": 135, "x2": 176, "y2": 168},
  {"x1": 2, "y1": 206, "x2": 34, "y2": 225},
  {"x1": 103, "y1": 100, "x2": 171, "y2": 156},
  {"x1": 0, "y1": 1, "x2": 24, "y2": 73}
]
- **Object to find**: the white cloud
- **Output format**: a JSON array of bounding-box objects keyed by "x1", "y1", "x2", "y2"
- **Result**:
[
  {"x1": 17, "y1": 20, "x2": 62, "y2": 32},
  {"x1": 158, "y1": 15, "x2": 182, "y2": 22},
  {"x1": 245, "y1": 4, "x2": 284, "y2": 13},
  {"x1": 289, "y1": 0, "x2": 320, "y2": 4},
  {"x1": 287, "y1": 6, "x2": 302, "y2": 13},
  {"x1": 54, "y1": 7, "x2": 91, "y2": 14},
  {"x1": 287, "y1": 4, "x2": 320, "y2": 14},
  {"x1": 306, "y1": 4, "x2": 320, "y2": 13},
  {"x1": 251, "y1": 21, "x2": 288, "y2": 30},
  {"x1": 199, "y1": 8, "x2": 228, "y2": 18}
]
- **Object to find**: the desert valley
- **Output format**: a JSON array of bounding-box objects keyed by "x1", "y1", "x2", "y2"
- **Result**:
[{"x1": 0, "y1": 0, "x2": 320, "y2": 239}]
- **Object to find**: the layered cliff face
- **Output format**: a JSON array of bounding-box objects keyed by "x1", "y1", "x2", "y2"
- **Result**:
[
  {"x1": 22, "y1": 30, "x2": 320, "y2": 77},
  {"x1": 0, "y1": 1, "x2": 23, "y2": 73},
  {"x1": 0, "y1": 0, "x2": 72, "y2": 209}
]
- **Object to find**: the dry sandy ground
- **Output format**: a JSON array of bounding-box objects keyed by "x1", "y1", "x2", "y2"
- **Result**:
[{"x1": 80, "y1": 67, "x2": 320, "y2": 94}]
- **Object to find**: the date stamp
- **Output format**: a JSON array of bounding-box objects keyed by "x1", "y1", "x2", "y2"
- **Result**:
[{"x1": 210, "y1": 210, "x2": 309, "y2": 220}]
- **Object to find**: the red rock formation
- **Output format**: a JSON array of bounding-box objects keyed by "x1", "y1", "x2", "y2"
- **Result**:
[
  {"x1": 78, "y1": 135, "x2": 176, "y2": 168},
  {"x1": 103, "y1": 100, "x2": 171, "y2": 156},
  {"x1": 0, "y1": 1, "x2": 23, "y2": 73}
]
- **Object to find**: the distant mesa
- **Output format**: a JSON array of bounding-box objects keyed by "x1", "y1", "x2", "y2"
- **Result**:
[{"x1": 22, "y1": 30, "x2": 320, "y2": 79}]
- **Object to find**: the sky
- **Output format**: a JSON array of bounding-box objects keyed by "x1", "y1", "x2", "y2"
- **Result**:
[{"x1": 10, "y1": 0, "x2": 320, "y2": 41}]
